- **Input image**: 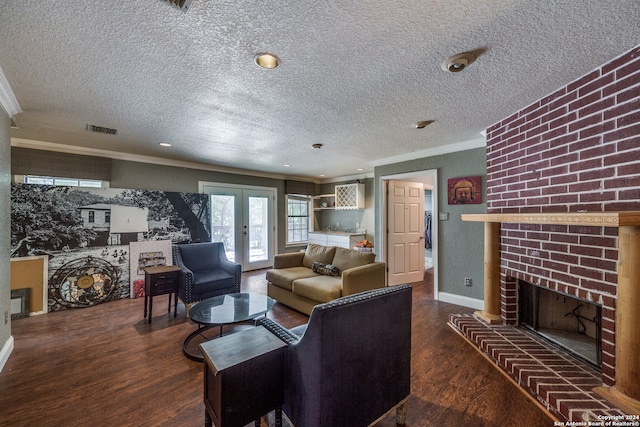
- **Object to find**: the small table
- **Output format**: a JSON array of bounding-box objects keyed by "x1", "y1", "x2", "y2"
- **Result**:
[
  {"x1": 201, "y1": 326, "x2": 286, "y2": 427},
  {"x1": 183, "y1": 293, "x2": 276, "y2": 361},
  {"x1": 143, "y1": 265, "x2": 182, "y2": 324}
]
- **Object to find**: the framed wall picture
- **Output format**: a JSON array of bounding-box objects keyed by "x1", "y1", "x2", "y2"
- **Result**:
[
  {"x1": 448, "y1": 176, "x2": 482, "y2": 205},
  {"x1": 10, "y1": 288, "x2": 30, "y2": 319}
]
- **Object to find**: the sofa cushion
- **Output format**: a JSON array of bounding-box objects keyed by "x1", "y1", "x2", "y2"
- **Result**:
[
  {"x1": 302, "y1": 244, "x2": 336, "y2": 269},
  {"x1": 267, "y1": 267, "x2": 319, "y2": 291},
  {"x1": 331, "y1": 247, "x2": 376, "y2": 272},
  {"x1": 293, "y1": 275, "x2": 342, "y2": 303},
  {"x1": 311, "y1": 262, "x2": 340, "y2": 276}
]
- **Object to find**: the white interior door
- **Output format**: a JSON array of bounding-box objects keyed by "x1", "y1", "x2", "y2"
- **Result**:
[
  {"x1": 201, "y1": 183, "x2": 275, "y2": 271},
  {"x1": 387, "y1": 180, "x2": 425, "y2": 286}
]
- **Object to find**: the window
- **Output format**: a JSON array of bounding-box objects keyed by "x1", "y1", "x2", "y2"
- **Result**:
[
  {"x1": 88, "y1": 211, "x2": 95, "y2": 223},
  {"x1": 287, "y1": 195, "x2": 310, "y2": 245},
  {"x1": 24, "y1": 175, "x2": 104, "y2": 188}
]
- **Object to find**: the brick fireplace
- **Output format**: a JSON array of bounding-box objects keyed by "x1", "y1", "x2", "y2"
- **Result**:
[{"x1": 456, "y1": 45, "x2": 640, "y2": 419}]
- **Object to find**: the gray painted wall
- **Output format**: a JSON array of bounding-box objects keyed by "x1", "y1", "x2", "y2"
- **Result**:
[
  {"x1": 11, "y1": 147, "x2": 488, "y2": 304},
  {"x1": 374, "y1": 147, "x2": 487, "y2": 300},
  {"x1": 110, "y1": 159, "x2": 289, "y2": 253},
  {"x1": 1, "y1": 113, "x2": 11, "y2": 355}
]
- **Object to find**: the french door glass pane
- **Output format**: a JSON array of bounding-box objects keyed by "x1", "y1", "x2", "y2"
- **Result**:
[
  {"x1": 211, "y1": 195, "x2": 235, "y2": 261},
  {"x1": 249, "y1": 196, "x2": 268, "y2": 263}
]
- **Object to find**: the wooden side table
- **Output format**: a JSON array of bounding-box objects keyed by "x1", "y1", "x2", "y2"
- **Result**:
[
  {"x1": 200, "y1": 326, "x2": 286, "y2": 427},
  {"x1": 143, "y1": 265, "x2": 182, "y2": 324}
]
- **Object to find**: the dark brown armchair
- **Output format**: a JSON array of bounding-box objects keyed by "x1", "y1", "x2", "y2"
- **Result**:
[{"x1": 258, "y1": 284, "x2": 412, "y2": 426}]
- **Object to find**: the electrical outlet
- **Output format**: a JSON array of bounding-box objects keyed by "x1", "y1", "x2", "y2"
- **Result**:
[{"x1": 465, "y1": 277, "x2": 472, "y2": 287}]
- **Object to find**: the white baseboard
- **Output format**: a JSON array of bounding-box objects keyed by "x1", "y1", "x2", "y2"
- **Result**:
[
  {"x1": 437, "y1": 292, "x2": 484, "y2": 311},
  {"x1": 0, "y1": 335, "x2": 15, "y2": 373}
]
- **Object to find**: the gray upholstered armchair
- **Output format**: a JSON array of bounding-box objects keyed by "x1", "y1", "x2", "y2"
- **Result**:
[
  {"x1": 258, "y1": 284, "x2": 412, "y2": 426},
  {"x1": 172, "y1": 242, "x2": 241, "y2": 305}
]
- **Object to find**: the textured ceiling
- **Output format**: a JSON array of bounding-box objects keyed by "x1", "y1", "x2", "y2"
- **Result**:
[{"x1": 1, "y1": 0, "x2": 639, "y2": 180}]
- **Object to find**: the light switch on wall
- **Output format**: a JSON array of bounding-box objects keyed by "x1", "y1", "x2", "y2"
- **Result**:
[{"x1": 439, "y1": 212, "x2": 449, "y2": 221}]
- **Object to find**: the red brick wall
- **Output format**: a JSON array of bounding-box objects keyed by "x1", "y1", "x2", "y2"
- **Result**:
[{"x1": 485, "y1": 45, "x2": 640, "y2": 385}]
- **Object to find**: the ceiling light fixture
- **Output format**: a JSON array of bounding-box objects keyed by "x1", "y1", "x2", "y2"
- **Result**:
[
  {"x1": 414, "y1": 120, "x2": 434, "y2": 129},
  {"x1": 283, "y1": 164, "x2": 291, "y2": 167},
  {"x1": 159, "y1": 142, "x2": 172, "y2": 147},
  {"x1": 441, "y1": 52, "x2": 476, "y2": 73},
  {"x1": 255, "y1": 53, "x2": 280, "y2": 69}
]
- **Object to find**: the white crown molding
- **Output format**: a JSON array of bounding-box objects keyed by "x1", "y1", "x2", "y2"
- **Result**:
[
  {"x1": 11, "y1": 137, "x2": 320, "y2": 182},
  {"x1": 0, "y1": 66, "x2": 22, "y2": 118},
  {"x1": 371, "y1": 136, "x2": 486, "y2": 167},
  {"x1": 319, "y1": 172, "x2": 374, "y2": 184}
]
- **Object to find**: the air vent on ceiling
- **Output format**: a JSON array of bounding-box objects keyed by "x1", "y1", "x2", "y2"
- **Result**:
[
  {"x1": 87, "y1": 124, "x2": 120, "y2": 135},
  {"x1": 163, "y1": 0, "x2": 194, "y2": 11}
]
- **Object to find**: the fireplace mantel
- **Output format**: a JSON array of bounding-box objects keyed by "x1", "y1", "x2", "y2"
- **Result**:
[
  {"x1": 461, "y1": 211, "x2": 640, "y2": 227},
  {"x1": 461, "y1": 211, "x2": 640, "y2": 414}
]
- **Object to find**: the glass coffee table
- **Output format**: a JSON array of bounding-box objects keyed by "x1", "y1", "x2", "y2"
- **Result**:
[{"x1": 183, "y1": 293, "x2": 276, "y2": 361}]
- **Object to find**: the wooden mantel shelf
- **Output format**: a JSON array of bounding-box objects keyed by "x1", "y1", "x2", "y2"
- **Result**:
[{"x1": 461, "y1": 211, "x2": 640, "y2": 227}]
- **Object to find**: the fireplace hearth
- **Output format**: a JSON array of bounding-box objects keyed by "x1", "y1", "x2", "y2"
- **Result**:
[{"x1": 518, "y1": 280, "x2": 602, "y2": 368}]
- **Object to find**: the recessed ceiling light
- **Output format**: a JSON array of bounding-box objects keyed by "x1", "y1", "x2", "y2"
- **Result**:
[
  {"x1": 441, "y1": 52, "x2": 476, "y2": 73},
  {"x1": 159, "y1": 142, "x2": 172, "y2": 147},
  {"x1": 283, "y1": 164, "x2": 291, "y2": 167},
  {"x1": 255, "y1": 53, "x2": 280, "y2": 69},
  {"x1": 356, "y1": 168, "x2": 364, "y2": 171},
  {"x1": 320, "y1": 174, "x2": 326, "y2": 177}
]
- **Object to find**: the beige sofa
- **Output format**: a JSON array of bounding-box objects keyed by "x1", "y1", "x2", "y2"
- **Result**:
[{"x1": 266, "y1": 244, "x2": 386, "y2": 315}]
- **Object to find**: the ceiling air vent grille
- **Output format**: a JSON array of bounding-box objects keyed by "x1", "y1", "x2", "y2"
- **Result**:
[
  {"x1": 87, "y1": 124, "x2": 119, "y2": 135},
  {"x1": 164, "y1": 0, "x2": 194, "y2": 12}
]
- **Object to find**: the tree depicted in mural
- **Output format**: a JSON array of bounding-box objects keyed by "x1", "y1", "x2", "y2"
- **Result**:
[
  {"x1": 113, "y1": 189, "x2": 211, "y2": 242},
  {"x1": 10, "y1": 184, "x2": 98, "y2": 257}
]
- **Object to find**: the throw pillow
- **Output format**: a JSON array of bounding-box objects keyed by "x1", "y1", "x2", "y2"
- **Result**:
[
  {"x1": 302, "y1": 244, "x2": 336, "y2": 269},
  {"x1": 312, "y1": 261, "x2": 340, "y2": 276}
]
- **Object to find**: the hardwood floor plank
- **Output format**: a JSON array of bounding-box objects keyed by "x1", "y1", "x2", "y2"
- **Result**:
[{"x1": 1, "y1": 269, "x2": 553, "y2": 427}]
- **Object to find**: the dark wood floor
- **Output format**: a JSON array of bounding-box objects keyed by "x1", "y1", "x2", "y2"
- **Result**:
[{"x1": 0, "y1": 270, "x2": 554, "y2": 427}]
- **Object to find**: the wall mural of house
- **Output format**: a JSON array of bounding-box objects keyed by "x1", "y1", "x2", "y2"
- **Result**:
[{"x1": 10, "y1": 183, "x2": 211, "y2": 311}]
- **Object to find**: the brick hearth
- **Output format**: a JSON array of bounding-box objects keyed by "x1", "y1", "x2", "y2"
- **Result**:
[{"x1": 449, "y1": 314, "x2": 628, "y2": 423}]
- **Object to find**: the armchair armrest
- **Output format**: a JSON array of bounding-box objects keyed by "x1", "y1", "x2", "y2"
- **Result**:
[
  {"x1": 257, "y1": 318, "x2": 301, "y2": 346},
  {"x1": 219, "y1": 258, "x2": 242, "y2": 293},
  {"x1": 173, "y1": 256, "x2": 194, "y2": 285},
  {"x1": 341, "y1": 262, "x2": 386, "y2": 295},
  {"x1": 273, "y1": 252, "x2": 305, "y2": 269}
]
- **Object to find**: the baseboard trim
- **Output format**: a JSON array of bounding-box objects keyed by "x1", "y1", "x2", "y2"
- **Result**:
[
  {"x1": 0, "y1": 335, "x2": 15, "y2": 373},
  {"x1": 437, "y1": 292, "x2": 484, "y2": 310}
]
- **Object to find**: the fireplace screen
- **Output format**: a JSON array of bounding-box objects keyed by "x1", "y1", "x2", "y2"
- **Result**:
[{"x1": 518, "y1": 280, "x2": 602, "y2": 368}]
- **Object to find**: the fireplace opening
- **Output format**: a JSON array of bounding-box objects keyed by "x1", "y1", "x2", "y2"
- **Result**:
[{"x1": 518, "y1": 280, "x2": 602, "y2": 369}]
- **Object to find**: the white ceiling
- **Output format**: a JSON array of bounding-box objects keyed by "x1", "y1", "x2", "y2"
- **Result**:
[{"x1": 1, "y1": 0, "x2": 638, "y2": 181}]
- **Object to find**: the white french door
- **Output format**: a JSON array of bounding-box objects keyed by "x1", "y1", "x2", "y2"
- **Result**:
[{"x1": 200, "y1": 183, "x2": 276, "y2": 271}]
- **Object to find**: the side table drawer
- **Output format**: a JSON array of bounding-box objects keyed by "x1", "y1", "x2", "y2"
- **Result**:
[{"x1": 146, "y1": 271, "x2": 180, "y2": 295}]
